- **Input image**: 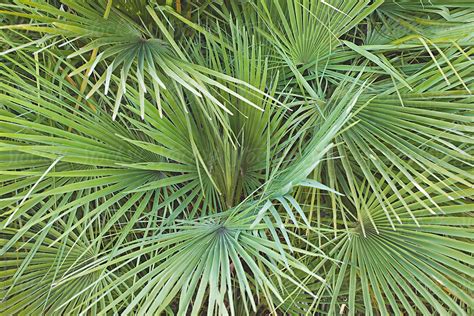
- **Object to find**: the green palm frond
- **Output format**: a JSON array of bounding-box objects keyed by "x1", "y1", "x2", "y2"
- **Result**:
[
  {"x1": 0, "y1": 1, "x2": 266, "y2": 121},
  {"x1": 1, "y1": 0, "x2": 473, "y2": 315},
  {"x1": 322, "y1": 174, "x2": 474, "y2": 315}
]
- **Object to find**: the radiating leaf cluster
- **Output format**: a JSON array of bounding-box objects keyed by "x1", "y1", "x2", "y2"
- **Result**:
[{"x1": 1, "y1": 0, "x2": 473, "y2": 315}]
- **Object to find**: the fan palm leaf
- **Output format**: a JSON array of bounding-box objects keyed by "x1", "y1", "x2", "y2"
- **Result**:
[{"x1": 1, "y1": 0, "x2": 473, "y2": 315}]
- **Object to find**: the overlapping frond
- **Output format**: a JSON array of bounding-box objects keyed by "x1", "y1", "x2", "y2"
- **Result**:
[{"x1": 1, "y1": 0, "x2": 473, "y2": 315}]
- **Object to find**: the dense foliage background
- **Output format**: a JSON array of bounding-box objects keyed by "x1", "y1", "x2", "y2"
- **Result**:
[{"x1": 0, "y1": 0, "x2": 473, "y2": 314}]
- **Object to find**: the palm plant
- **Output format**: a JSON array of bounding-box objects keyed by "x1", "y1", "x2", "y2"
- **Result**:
[{"x1": 0, "y1": 0, "x2": 473, "y2": 315}]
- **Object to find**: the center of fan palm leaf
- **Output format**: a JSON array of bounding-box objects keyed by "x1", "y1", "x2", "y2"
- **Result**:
[{"x1": 215, "y1": 225, "x2": 228, "y2": 236}]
